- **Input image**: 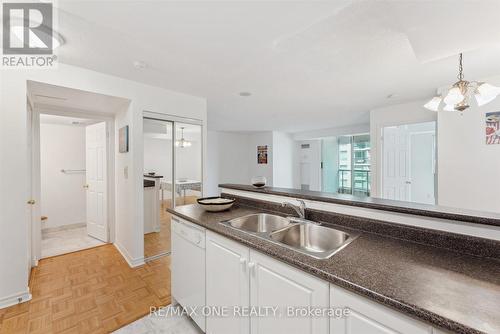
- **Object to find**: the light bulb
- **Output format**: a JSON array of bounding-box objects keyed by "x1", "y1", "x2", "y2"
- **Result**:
[
  {"x1": 423, "y1": 96, "x2": 442, "y2": 111},
  {"x1": 443, "y1": 87, "x2": 464, "y2": 105},
  {"x1": 477, "y1": 83, "x2": 500, "y2": 98}
]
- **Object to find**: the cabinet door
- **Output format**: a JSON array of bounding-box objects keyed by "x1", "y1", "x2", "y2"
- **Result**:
[
  {"x1": 171, "y1": 217, "x2": 206, "y2": 331},
  {"x1": 250, "y1": 250, "x2": 329, "y2": 334},
  {"x1": 206, "y1": 231, "x2": 250, "y2": 334},
  {"x1": 330, "y1": 285, "x2": 432, "y2": 334}
]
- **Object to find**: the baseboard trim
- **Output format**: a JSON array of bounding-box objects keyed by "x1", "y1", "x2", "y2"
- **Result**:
[
  {"x1": 0, "y1": 289, "x2": 32, "y2": 309},
  {"x1": 114, "y1": 242, "x2": 145, "y2": 268},
  {"x1": 144, "y1": 251, "x2": 170, "y2": 263}
]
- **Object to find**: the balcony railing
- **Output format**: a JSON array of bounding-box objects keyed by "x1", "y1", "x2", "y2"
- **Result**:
[{"x1": 338, "y1": 169, "x2": 371, "y2": 196}]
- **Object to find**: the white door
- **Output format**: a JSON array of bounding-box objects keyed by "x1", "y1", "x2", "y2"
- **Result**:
[
  {"x1": 206, "y1": 231, "x2": 250, "y2": 334},
  {"x1": 409, "y1": 132, "x2": 436, "y2": 204},
  {"x1": 85, "y1": 122, "x2": 108, "y2": 242},
  {"x1": 250, "y1": 250, "x2": 329, "y2": 334},
  {"x1": 382, "y1": 126, "x2": 410, "y2": 201},
  {"x1": 330, "y1": 286, "x2": 432, "y2": 334},
  {"x1": 298, "y1": 141, "x2": 322, "y2": 191}
]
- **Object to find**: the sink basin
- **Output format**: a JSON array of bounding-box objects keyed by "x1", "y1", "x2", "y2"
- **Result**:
[
  {"x1": 269, "y1": 223, "x2": 358, "y2": 259},
  {"x1": 224, "y1": 213, "x2": 291, "y2": 233},
  {"x1": 221, "y1": 213, "x2": 358, "y2": 259}
]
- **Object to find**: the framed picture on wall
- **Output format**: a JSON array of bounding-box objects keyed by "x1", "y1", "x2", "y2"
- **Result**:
[
  {"x1": 119, "y1": 125, "x2": 129, "y2": 153},
  {"x1": 257, "y1": 145, "x2": 268, "y2": 164},
  {"x1": 486, "y1": 112, "x2": 500, "y2": 145}
]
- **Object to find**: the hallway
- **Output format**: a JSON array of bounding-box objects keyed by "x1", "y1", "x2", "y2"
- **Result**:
[{"x1": 0, "y1": 245, "x2": 170, "y2": 334}]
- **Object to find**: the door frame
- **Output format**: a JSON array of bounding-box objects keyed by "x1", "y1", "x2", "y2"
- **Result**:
[
  {"x1": 379, "y1": 121, "x2": 437, "y2": 203},
  {"x1": 28, "y1": 106, "x2": 116, "y2": 265}
]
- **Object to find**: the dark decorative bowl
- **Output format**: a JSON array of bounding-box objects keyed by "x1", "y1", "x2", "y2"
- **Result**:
[{"x1": 197, "y1": 197, "x2": 235, "y2": 212}]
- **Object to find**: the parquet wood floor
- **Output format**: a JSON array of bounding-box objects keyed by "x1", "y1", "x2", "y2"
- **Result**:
[
  {"x1": 144, "y1": 196, "x2": 198, "y2": 259},
  {"x1": 0, "y1": 245, "x2": 171, "y2": 334}
]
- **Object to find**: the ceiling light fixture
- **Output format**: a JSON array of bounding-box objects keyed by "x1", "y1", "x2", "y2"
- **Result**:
[
  {"x1": 175, "y1": 127, "x2": 192, "y2": 148},
  {"x1": 133, "y1": 60, "x2": 147, "y2": 69},
  {"x1": 424, "y1": 53, "x2": 500, "y2": 112}
]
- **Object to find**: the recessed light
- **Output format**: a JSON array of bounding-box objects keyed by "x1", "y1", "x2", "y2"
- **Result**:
[
  {"x1": 239, "y1": 92, "x2": 252, "y2": 97},
  {"x1": 133, "y1": 60, "x2": 147, "y2": 69}
]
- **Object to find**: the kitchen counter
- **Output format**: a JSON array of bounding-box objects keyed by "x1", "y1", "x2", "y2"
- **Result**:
[
  {"x1": 143, "y1": 179, "x2": 155, "y2": 188},
  {"x1": 219, "y1": 184, "x2": 500, "y2": 227},
  {"x1": 168, "y1": 203, "x2": 500, "y2": 334}
]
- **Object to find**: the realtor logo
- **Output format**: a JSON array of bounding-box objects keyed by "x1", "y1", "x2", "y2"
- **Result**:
[
  {"x1": 2, "y1": 2, "x2": 57, "y2": 67},
  {"x1": 3, "y1": 2, "x2": 53, "y2": 54}
]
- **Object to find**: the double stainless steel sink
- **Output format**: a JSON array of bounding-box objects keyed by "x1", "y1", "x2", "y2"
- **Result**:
[{"x1": 220, "y1": 213, "x2": 358, "y2": 259}]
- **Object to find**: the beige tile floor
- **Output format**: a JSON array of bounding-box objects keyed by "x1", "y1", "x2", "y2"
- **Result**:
[
  {"x1": 41, "y1": 225, "x2": 106, "y2": 258},
  {"x1": 113, "y1": 306, "x2": 203, "y2": 334}
]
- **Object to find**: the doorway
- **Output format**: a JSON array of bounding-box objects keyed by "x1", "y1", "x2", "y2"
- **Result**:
[
  {"x1": 143, "y1": 114, "x2": 203, "y2": 260},
  {"x1": 38, "y1": 114, "x2": 108, "y2": 258},
  {"x1": 381, "y1": 121, "x2": 436, "y2": 204},
  {"x1": 27, "y1": 80, "x2": 128, "y2": 264}
]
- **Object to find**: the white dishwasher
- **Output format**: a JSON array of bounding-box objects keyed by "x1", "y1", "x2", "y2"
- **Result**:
[{"x1": 171, "y1": 216, "x2": 206, "y2": 331}]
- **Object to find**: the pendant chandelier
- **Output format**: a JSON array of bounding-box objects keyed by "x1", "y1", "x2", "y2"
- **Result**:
[
  {"x1": 175, "y1": 127, "x2": 192, "y2": 148},
  {"x1": 424, "y1": 53, "x2": 500, "y2": 112}
]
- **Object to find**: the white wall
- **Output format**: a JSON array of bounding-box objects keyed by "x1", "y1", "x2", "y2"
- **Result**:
[
  {"x1": 206, "y1": 131, "x2": 253, "y2": 195},
  {"x1": 437, "y1": 76, "x2": 500, "y2": 213},
  {"x1": 206, "y1": 131, "x2": 277, "y2": 195},
  {"x1": 40, "y1": 123, "x2": 87, "y2": 229},
  {"x1": 0, "y1": 63, "x2": 206, "y2": 307},
  {"x1": 370, "y1": 101, "x2": 437, "y2": 197},
  {"x1": 247, "y1": 132, "x2": 274, "y2": 186},
  {"x1": 293, "y1": 123, "x2": 370, "y2": 141},
  {"x1": 143, "y1": 136, "x2": 173, "y2": 181}
]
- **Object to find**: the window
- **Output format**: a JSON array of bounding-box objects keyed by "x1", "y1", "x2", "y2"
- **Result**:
[{"x1": 337, "y1": 134, "x2": 370, "y2": 196}]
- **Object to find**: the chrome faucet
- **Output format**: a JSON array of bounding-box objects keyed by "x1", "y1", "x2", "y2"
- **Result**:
[{"x1": 281, "y1": 199, "x2": 307, "y2": 219}]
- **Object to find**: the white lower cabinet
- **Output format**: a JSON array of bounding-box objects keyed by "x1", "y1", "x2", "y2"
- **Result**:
[
  {"x1": 195, "y1": 230, "x2": 450, "y2": 334},
  {"x1": 205, "y1": 231, "x2": 329, "y2": 334},
  {"x1": 206, "y1": 231, "x2": 250, "y2": 334},
  {"x1": 330, "y1": 285, "x2": 433, "y2": 334},
  {"x1": 250, "y1": 250, "x2": 329, "y2": 334}
]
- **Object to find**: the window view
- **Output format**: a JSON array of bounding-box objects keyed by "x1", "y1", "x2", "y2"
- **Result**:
[
  {"x1": 352, "y1": 134, "x2": 371, "y2": 196},
  {"x1": 321, "y1": 134, "x2": 371, "y2": 197}
]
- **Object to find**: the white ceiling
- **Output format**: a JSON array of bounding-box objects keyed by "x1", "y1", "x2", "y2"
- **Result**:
[{"x1": 53, "y1": 1, "x2": 500, "y2": 132}]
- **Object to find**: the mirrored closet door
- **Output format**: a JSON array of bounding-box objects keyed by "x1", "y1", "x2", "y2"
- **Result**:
[
  {"x1": 174, "y1": 122, "x2": 202, "y2": 207},
  {"x1": 143, "y1": 118, "x2": 174, "y2": 259},
  {"x1": 143, "y1": 116, "x2": 203, "y2": 260}
]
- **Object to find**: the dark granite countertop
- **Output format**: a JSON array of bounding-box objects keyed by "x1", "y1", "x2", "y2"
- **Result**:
[
  {"x1": 219, "y1": 184, "x2": 500, "y2": 227},
  {"x1": 144, "y1": 179, "x2": 155, "y2": 188},
  {"x1": 168, "y1": 203, "x2": 500, "y2": 334},
  {"x1": 144, "y1": 174, "x2": 163, "y2": 179}
]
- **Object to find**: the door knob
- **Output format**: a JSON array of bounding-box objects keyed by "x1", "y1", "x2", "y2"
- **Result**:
[
  {"x1": 83, "y1": 184, "x2": 89, "y2": 189},
  {"x1": 27, "y1": 199, "x2": 35, "y2": 205}
]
